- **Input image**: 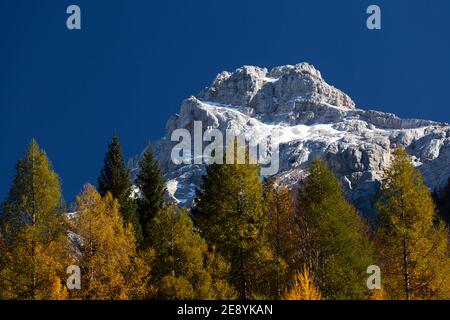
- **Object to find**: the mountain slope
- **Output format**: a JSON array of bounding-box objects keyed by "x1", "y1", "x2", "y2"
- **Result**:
[{"x1": 131, "y1": 63, "x2": 450, "y2": 215}]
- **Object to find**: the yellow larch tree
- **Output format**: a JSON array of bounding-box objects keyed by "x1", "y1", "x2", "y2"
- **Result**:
[
  {"x1": 69, "y1": 184, "x2": 153, "y2": 300},
  {"x1": 283, "y1": 268, "x2": 321, "y2": 300}
]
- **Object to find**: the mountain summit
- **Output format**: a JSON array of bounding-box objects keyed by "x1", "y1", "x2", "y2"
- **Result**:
[{"x1": 131, "y1": 62, "x2": 450, "y2": 215}]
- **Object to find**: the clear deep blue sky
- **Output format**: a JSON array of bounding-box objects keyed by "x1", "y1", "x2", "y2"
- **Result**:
[{"x1": 1, "y1": 0, "x2": 450, "y2": 203}]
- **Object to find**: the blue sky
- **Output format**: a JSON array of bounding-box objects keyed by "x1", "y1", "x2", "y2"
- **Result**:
[{"x1": 1, "y1": 0, "x2": 450, "y2": 203}]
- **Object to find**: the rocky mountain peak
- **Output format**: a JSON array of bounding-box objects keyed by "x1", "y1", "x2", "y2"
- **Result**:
[
  {"x1": 134, "y1": 62, "x2": 450, "y2": 216},
  {"x1": 198, "y1": 62, "x2": 355, "y2": 119}
]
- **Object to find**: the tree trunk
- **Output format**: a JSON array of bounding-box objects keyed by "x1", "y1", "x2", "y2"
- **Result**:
[{"x1": 402, "y1": 237, "x2": 411, "y2": 300}]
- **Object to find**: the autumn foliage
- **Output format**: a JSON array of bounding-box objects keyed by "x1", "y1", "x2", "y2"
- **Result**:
[{"x1": 1, "y1": 139, "x2": 450, "y2": 300}]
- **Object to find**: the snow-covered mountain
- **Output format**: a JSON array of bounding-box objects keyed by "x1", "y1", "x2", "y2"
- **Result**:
[{"x1": 131, "y1": 63, "x2": 450, "y2": 215}]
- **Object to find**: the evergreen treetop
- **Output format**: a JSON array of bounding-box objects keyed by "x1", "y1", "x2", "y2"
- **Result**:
[
  {"x1": 136, "y1": 148, "x2": 166, "y2": 247},
  {"x1": 98, "y1": 134, "x2": 142, "y2": 243}
]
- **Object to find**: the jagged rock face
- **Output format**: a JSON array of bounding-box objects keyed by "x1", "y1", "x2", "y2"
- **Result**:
[
  {"x1": 197, "y1": 63, "x2": 355, "y2": 122},
  {"x1": 131, "y1": 62, "x2": 450, "y2": 216}
]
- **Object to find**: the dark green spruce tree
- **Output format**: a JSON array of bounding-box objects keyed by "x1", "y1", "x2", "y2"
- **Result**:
[
  {"x1": 295, "y1": 158, "x2": 374, "y2": 300},
  {"x1": 434, "y1": 177, "x2": 450, "y2": 223},
  {"x1": 136, "y1": 148, "x2": 166, "y2": 247},
  {"x1": 98, "y1": 134, "x2": 142, "y2": 243},
  {"x1": 193, "y1": 142, "x2": 275, "y2": 299}
]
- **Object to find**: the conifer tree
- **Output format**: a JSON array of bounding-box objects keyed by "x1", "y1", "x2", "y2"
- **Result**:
[
  {"x1": 193, "y1": 147, "x2": 273, "y2": 299},
  {"x1": 150, "y1": 206, "x2": 235, "y2": 299},
  {"x1": 295, "y1": 158, "x2": 374, "y2": 300},
  {"x1": 136, "y1": 148, "x2": 166, "y2": 247},
  {"x1": 283, "y1": 268, "x2": 321, "y2": 300},
  {"x1": 98, "y1": 134, "x2": 142, "y2": 243},
  {"x1": 376, "y1": 148, "x2": 450, "y2": 300},
  {"x1": 0, "y1": 140, "x2": 68, "y2": 299},
  {"x1": 263, "y1": 180, "x2": 298, "y2": 299},
  {"x1": 70, "y1": 184, "x2": 153, "y2": 300},
  {"x1": 434, "y1": 177, "x2": 450, "y2": 223}
]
